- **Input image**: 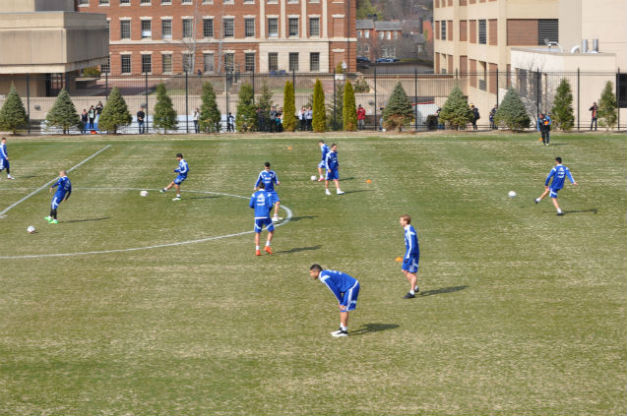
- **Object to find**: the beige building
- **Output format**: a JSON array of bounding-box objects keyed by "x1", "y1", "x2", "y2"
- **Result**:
[{"x1": 0, "y1": 0, "x2": 108, "y2": 96}]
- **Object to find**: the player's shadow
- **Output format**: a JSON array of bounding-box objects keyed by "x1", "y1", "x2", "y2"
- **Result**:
[
  {"x1": 275, "y1": 245, "x2": 321, "y2": 254},
  {"x1": 340, "y1": 177, "x2": 356, "y2": 181},
  {"x1": 340, "y1": 190, "x2": 373, "y2": 195},
  {"x1": 63, "y1": 216, "x2": 110, "y2": 224},
  {"x1": 563, "y1": 208, "x2": 598, "y2": 215},
  {"x1": 351, "y1": 323, "x2": 400, "y2": 335},
  {"x1": 419, "y1": 285, "x2": 468, "y2": 297},
  {"x1": 289, "y1": 215, "x2": 316, "y2": 222}
]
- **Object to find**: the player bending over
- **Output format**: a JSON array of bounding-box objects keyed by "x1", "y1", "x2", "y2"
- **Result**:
[
  {"x1": 0, "y1": 137, "x2": 15, "y2": 179},
  {"x1": 324, "y1": 144, "x2": 344, "y2": 196},
  {"x1": 45, "y1": 170, "x2": 72, "y2": 224},
  {"x1": 161, "y1": 153, "x2": 189, "y2": 201},
  {"x1": 317, "y1": 140, "x2": 329, "y2": 181},
  {"x1": 254, "y1": 161, "x2": 281, "y2": 222},
  {"x1": 535, "y1": 156, "x2": 577, "y2": 216},
  {"x1": 250, "y1": 182, "x2": 275, "y2": 256},
  {"x1": 309, "y1": 264, "x2": 360, "y2": 337},
  {"x1": 400, "y1": 214, "x2": 420, "y2": 299}
]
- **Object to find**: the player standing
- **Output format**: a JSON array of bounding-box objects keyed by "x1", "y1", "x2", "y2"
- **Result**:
[
  {"x1": 535, "y1": 156, "x2": 577, "y2": 216},
  {"x1": 254, "y1": 162, "x2": 281, "y2": 222},
  {"x1": 317, "y1": 140, "x2": 329, "y2": 181},
  {"x1": 324, "y1": 143, "x2": 344, "y2": 196},
  {"x1": 160, "y1": 153, "x2": 189, "y2": 201},
  {"x1": 309, "y1": 264, "x2": 360, "y2": 337},
  {"x1": 45, "y1": 170, "x2": 72, "y2": 224},
  {"x1": 399, "y1": 215, "x2": 420, "y2": 299},
  {"x1": 250, "y1": 182, "x2": 275, "y2": 256},
  {"x1": 0, "y1": 137, "x2": 15, "y2": 179}
]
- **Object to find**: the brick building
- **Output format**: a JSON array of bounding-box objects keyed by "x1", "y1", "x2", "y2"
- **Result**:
[{"x1": 77, "y1": 0, "x2": 356, "y2": 76}]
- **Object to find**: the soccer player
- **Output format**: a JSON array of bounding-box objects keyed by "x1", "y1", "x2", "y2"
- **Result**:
[
  {"x1": 535, "y1": 157, "x2": 577, "y2": 216},
  {"x1": 0, "y1": 137, "x2": 15, "y2": 179},
  {"x1": 45, "y1": 170, "x2": 72, "y2": 224},
  {"x1": 399, "y1": 214, "x2": 420, "y2": 299},
  {"x1": 249, "y1": 182, "x2": 275, "y2": 256},
  {"x1": 254, "y1": 162, "x2": 281, "y2": 222},
  {"x1": 324, "y1": 143, "x2": 344, "y2": 196},
  {"x1": 309, "y1": 264, "x2": 360, "y2": 337},
  {"x1": 160, "y1": 153, "x2": 189, "y2": 201},
  {"x1": 317, "y1": 140, "x2": 329, "y2": 181}
]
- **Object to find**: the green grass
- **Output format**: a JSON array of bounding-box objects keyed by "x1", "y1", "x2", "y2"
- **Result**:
[{"x1": 0, "y1": 133, "x2": 625, "y2": 415}]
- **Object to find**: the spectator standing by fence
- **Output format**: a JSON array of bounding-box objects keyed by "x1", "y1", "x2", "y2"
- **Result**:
[
  {"x1": 95, "y1": 101, "x2": 103, "y2": 130},
  {"x1": 299, "y1": 107, "x2": 307, "y2": 131},
  {"x1": 471, "y1": 105, "x2": 480, "y2": 130},
  {"x1": 193, "y1": 108, "x2": 200, "y2": 133},
  {"x1": 88, "y1": 105, "x2": 96, "y2": 131},
  {"x1": 81, "y1": 109, "x2": 88, "y2": 134},
  {"x1": 489, "y1": 106, "x2": 497, "y2": 129},
  {"x1": 589, "y1": 102, "x2": 598, "y2": 131},
  {"x1": 137, "y1": 108, "x2": 145, "y2": 134},
  {"x1": 537, "y1": 113, "x2": 552, "y2": 146},
  {"x1": 357, "y1": 104, "x2": 366, "y2": 130},
  {"x1": 306, "y1": 106, "x2": 313, "y2": 131},
  {"x1": 227, "y1": 113, "x2": 234, "y2": 132}
]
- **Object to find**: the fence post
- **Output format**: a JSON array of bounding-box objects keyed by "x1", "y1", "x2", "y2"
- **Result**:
[
  {"x1": 535, "y1": 70, "x2": 541, "y2": 115},
  {"x1": 374, "y1": 66, "x2": 377, "y2": 131},
  {"x1": 105, "y1": 72, "x2": 109, "y2": 100},
  {"x1": 333, "y1": 68, "x2": 337, "y2": 130},
  {"x1": 577, "y1": 68, "x2": 580, "y2": 131},
  {"x1": 26, "y1": 74, "x2": 31, "y2": 135},
  {"x1": 252, "y1": 70, "x2": 255, "y2": 104},
  {"x1": 225, "y1": 72, "x2": 229, "y2": 125},
  {"x1": 292, "y1": 69, "x2": 296, "y2": 91},
  {"x1": 185, "y1": 71, "x2": 189, "y2": 134},
  {"x1": 495, "y1": 68, "x2": 499, "y2": 108},
  {"x1": 414, "y1": 68, "x2": 418, "y2": 131},
  {"x1": 144, "y1": 72, "x2": 149, "y2": 134},
  {"x1": 617, "y1": 69, "x2": 621, "y2": 130}
]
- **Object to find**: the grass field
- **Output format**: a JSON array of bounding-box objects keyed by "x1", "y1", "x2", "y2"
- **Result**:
[{"x1": 1, "y1": 132, "x2": 626, "y2": 415}]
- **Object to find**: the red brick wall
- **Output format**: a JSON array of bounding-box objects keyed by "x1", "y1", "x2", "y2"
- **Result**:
[{"x1": 507, "y1": 19, "x2": 539, "y2": 46}]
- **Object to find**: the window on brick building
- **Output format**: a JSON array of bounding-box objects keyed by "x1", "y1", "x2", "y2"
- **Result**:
[
  {"x1": 101, "y1": 55, "x2": 110, "y2": 74},
  {"x1": 478, "y1": 20, "x2": 486, "y2": 44},
  {"x1": 288, "y1": 18, "x2": 299, "y2": 36},
  {"x1": 441, "y1": 20, "x2": 446, "y2": 40},
  {"x1": 224, "y1": 53, "x2": 234, "y2": 72},
  {"x1": 268, "y1": 18, "x2": 278, "y2": 37},
  {"x1": 183, "y1": 53, "x2": 194, "y2": 72},
  {"x1": 309, "y1": 52, "x2": 320, "y2": 72},
  {"x1": 140, "y1": 0, "x2": 150, "y2": 4},
  {"x1": 182, "y1": 18, "x2": 193, "y2": 38},
  {"x1": 203, "y1": 53, "x2": 214, "y2": 73},
  {"x1": 289, "y1": 53, "x2": 299, "y2": 71},
  {"x1": 78, "y1": 0, "x2": 89, "y2": 5},
  {"x1": 244, "y1": 18, "x2": 255, "y2": 37},
  {"x1": 223, "y1": 18, "x2": 234, "y2": 37},
  {"x1": 268, "y1": 52, "x2": 278, "y2": 71},
  {"x1": 141, "y1": 20, "x2": 151, "y2": 39},
  {"x1": 162, "y1": 54, "x2": 172, "y2": 73},
  {"x1": 162, "y1": 19, "x2": 172, "y2": 39},
  {"x1": 203, "y1": 19, "x2": 214, "y2": 37},
  {"x1": 120, "y1": 20, "x2": 131, "y2": 39},
  {"x1": 99, "y1": 0, "x2": 109, "y2": 4},
  {"x1": 141, "y1": 54, "x2": 152, "y2": 73},
  {"x1": 245, "y1": 53, "x2": 255, "y2": 72},
  {"x1": 309, "y1": 17, "x2": 319, "y2": 37},
  {"x1": 161, "y1": 0, "x2": 171, "y2": 4},
  {"x1": 121, "y1": 54, "x2": 131, "y2": 74},
  {"x1": 120, "y1": 0, "x2": 130, "y2": 4}
]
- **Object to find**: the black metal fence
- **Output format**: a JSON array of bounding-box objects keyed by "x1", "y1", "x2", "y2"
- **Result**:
[{"x1": 3, "y1": 69, "x2": 626, "y2": 134}]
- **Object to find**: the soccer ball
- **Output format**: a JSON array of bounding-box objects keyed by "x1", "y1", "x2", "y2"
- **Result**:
[
  {"x1": 310, "y1": 175, "x2": 317, "y2": 181},
  {"x1": 27, "y1": 225, "x2": 36, "y2": 234},
  {"x1": 140, "y1": 190, "x2": 148, "y2": 197},
  {"x1": 508, "y1": 190, "x2": 517, "y2": 198}
]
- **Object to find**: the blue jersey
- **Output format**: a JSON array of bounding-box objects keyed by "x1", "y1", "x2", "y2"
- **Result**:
[
  {"x1": 255, "y1": 170, "x2": 279, "y2": 192},
  {"x1": 249, "y1": 190, "x2": 274, "y2": 218},
  {"x1": 545, "y1": 164, "x2": 574, "y2": 190},
  {"x1": 320, "y1": 144, "x2": 329, "y2": 162},
  {"x1": 325, "y1": 151, "x2": 338, "y2": 171},
  {"x1": 175, "y1": 159, "x2": 189, "y2": 178},
  {"x1": 0, "y1": 142, "x2": 7, "y2": 160},
  {"x1": 404, "y1": 224, "x2": 420, "y2": 259},
  {"x1": 319, "y1": 270, "x2": 359, "y2": 302},
  {"x1": 52, "y1": 176, "x2": 72, "y2": 199}
]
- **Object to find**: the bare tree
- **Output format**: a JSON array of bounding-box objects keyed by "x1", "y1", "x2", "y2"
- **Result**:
[{"x1": 181, "y1": 0, "x2": 201, "y2": 73}]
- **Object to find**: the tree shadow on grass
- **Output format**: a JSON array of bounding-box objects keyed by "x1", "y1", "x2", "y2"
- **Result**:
[
  {"x1": 351, "y1": 323, "x2": 400, "y2": 336},
  {"x1": 419, "y1": 285, "x2": 468, "y2": 297},
  {"x1": 63, "y1": 216, "x2": 110, "y2": 224},
  {"x1": 563, "y1": 208, "x2": 598, "y2": 215},
  {"x1": 289, "y1": 215, "x2": 316, "y2": 222},
  {"x1": 275, "y1": 245, "x2": 321, "y2": 255}
]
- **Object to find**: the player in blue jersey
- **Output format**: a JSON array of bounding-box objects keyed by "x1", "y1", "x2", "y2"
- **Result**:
[
  {"x1": 249, "y1": 182, "x2": 275, "y2": 256},
  {"x1": 310, "y1": 264, "x2": 360, "y2": 337},
  {"x1": 316, "y1": 139, "x2": 329, "y2": 181},
  {"x1": 535, "y1": 156, "x2": 577, "y2": 216},
  {"x1": 400, "y1": 214, "x2": 421, "y2": 299},
  {"x1": 45, "y1": 170, "x2": 72, "y2": 224},
  {"x1": 160, "y1": 153, "x2": 189, "y2": 201},
  {"x1": 0, "y1": 137, "x2": 15, "y2": 179},
  {"x1": 254, "y1": 162, "x2": 281, "y2": 222},
  {"x1": 324, "y1": 143, "x2": 344, "y2": 196}
]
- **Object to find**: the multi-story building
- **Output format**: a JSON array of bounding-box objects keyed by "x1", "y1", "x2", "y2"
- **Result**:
[
  {"x1": 356, "y1": 20, "x2": 402, "y2": 61},
  {"x1": 77, "y1": 0, "x2": 356, "y2": 76}
]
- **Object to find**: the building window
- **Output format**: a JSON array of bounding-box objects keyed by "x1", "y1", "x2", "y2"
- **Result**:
[
  {"x1": 141, "y1": 54, "x2": 152, "y2": 73},
  {"x1": 161, "y1": 0, "x2": 171, "y2": 3},
  {"x1": 223, "y1": 18, "x2": 234, "y2": 37},
  {"x1": 478, "y1": 20, "x2": 486, "y2": 44},
  {"x1": 288, "y1": 17, "x2": 299, "y2": 37},
  {"x1": 183, "y1": 53, "x2": 194, "y2": 72},
  {"x1": 365, "y1": 30, "x2": 369, "y2": 39},
  {"x1": 101, "y1": 55, "x2": 110, "y2": 74},
  {"x1": 245, "y1": 18, "x2": 255, "y2": 37},
  {"x1": 203, "y1": 53, "x2": 214, "y2": 73},
  {"x1": 538, "y1": 19, "x2": 558, "y2": 44},
  {"x1": 289, "y1": 52, "x2": 299, "y2": 71},
  {"x1": 78, "y1": 0, "x2": 89, "y2": 5},
  {"x1": 162, "y1": 54, "x2": 172, "y2": 73},
  {"x1": 120, "y1": 20, "x2": 131, "y2": 40},
  {"x1": 309, "y1": 52, "x2": 319, "y2": 71},
  {"x1": 203, "y1": 18, "x2": 214, "y2": 37},
  {"x1": 121, "y1": 54, "x2": 131, "y2": 74},
  {"x1": 120, "y1": 0, "x2": 130, "y2": 4},
  {"x1": 268, "y1": 18, "x2": 278, "y2": 37},
  {"x1": 309, "y1": 17, "x2": 320, "y2": 37},
  {"x1": 441, "y1": 20, "x2": 446, "y2": 40},
  {"x1": 224, "y1": 53, "x2": 234, "y2": 72},
  {"x1": 182, "y1": 18, "x2": 193, "y2": 38},
  {"x1": 99, "y1": 0, "x2": 109, "y2": 4},
  {"x1": 140, "y1": 0, "x2": 150, "y2": 3},
  {"x1": 245, "y1": 53, "x2": 255, "y2": 72},
  {"x1": 478, "y1": 61, "x2": 487, "y2": 90},
  {"x1": 182, "y1": 0, "x2": 192, "y2": 3},
  {"x1": 268, "y1": 52, "x2": 278, "y2": 71},
  {"x1": 141, "y1": 20, "x2": 151, "y2": 39},
  {"x1": 161, "y1": 19, "x2": 172, "y2": 39}
]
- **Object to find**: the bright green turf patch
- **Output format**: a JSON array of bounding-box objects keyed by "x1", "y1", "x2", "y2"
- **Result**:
[{"x1": 0, "y1": 133, "x2": 625, "y2": 415}]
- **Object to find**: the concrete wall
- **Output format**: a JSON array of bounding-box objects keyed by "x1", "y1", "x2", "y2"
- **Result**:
[{"x1": 1, "y1": 0, "x2": 75, "y2": 12}]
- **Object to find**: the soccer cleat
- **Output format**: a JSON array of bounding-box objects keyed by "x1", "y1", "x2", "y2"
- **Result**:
[
  {"x1": 160, "y1": 188, "x2": 166, "y2": 193},
  {"x1": 330, "y1": 329, "x2": 348, "y2": 337},
  {"x1": 557, "y1": 211, "x2": 564, "y2": 216},
  {"x1": 44, "y1": 216, "x2": 53, "y2": 223},
  {"x1": 317, "y1": 177, "x2": 324, "y2": 182},
  {"x1": 272, "y1": 216, "x2": 280, "y2": 223},
  {"x1": 264, "y1": 246, "x2": 273, "y2": 255},
  {"x1": 403, "y1": 292, "x2": 416, "y2": 299},
  {"x1": 50, "y1": 219, "x2": 58, "y2": 224},
  {"x1": 325, "y1": 189, "x2": 332, "y2": 196},
  {"x1": 534, "y1": 198, "x2": 540, "y2": 204},
  {"x1": 172, "y1": 197, "x2": 181, "y2": 201},
  {"x1": 414, "y1": 286, "x2": 420, "y2": 293},
  {"x1": 7, "y1": 175, "x2": 14, "y2": 179},
  {"x1": 336, "y1": 189, "x2": 345, "y2": 195},
  {"x1": 255, "y1": 249, "x2": 261, "y2": 256}
]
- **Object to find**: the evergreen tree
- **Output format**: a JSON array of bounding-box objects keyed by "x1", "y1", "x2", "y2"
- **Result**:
[
  {"x1": 438, "y1": 85, "x2": 473, "y2": 130},
  {"x1": 551, "y1": 78, "x2": 575, "y2": 131},
  {"x1": 343, "y1": 81, "x2": 357, "y2": 131},
  {"x1": 327, "y1": 82, "x2": 344, "y2": 131},
  {"x1": 282, "y1": 81, "x2": 297, "y2": 132},
  {"x1": 356, "y1": 0, "x2": 381, "y2": 20},
  {"x1": 383, "y1": 82, "x2": 413, "y2": 131},
  {"x1": 258, "y1": 82, "x2": 274, "y2": 131},
  {"x1": 152, "y1": 83, "x2": 178, "y2": 133},
  {"x1": 312, "y1": 79, "x2": 326, "y2": 132},
  {"x1": 199, "y1": 81, "x2": 221, "y2": 133},
  {"x1": 0, "y1": 84, "x2": 28, "y2": 134},
  {"x1": 45, "y1": 89, "x2": 80, "y2": 134},
  {"x1": 235, "y1": 82, "x2": 257, "y2": 132},
  {"x1": 598, "y1": 81, "x2": 618, "y2": 130},
  {"x1": 494, "y1": 88, "x2": 531, "y2": 131},
  {"x1": 98, "y1": 87, "x2": 132, "y2": 134}
]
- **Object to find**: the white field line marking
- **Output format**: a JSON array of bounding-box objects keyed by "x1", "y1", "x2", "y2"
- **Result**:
[
  {"x1": 0, "y1": 145, "x2": 112, "y2": 218},
  {"x1": 0, "y1": 187, "x2": 293, "y2": 259}
]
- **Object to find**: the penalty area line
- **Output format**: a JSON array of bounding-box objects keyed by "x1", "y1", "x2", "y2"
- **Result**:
[{"x1": 0, "y1": 145, "x2": 111, "y2": 218}]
